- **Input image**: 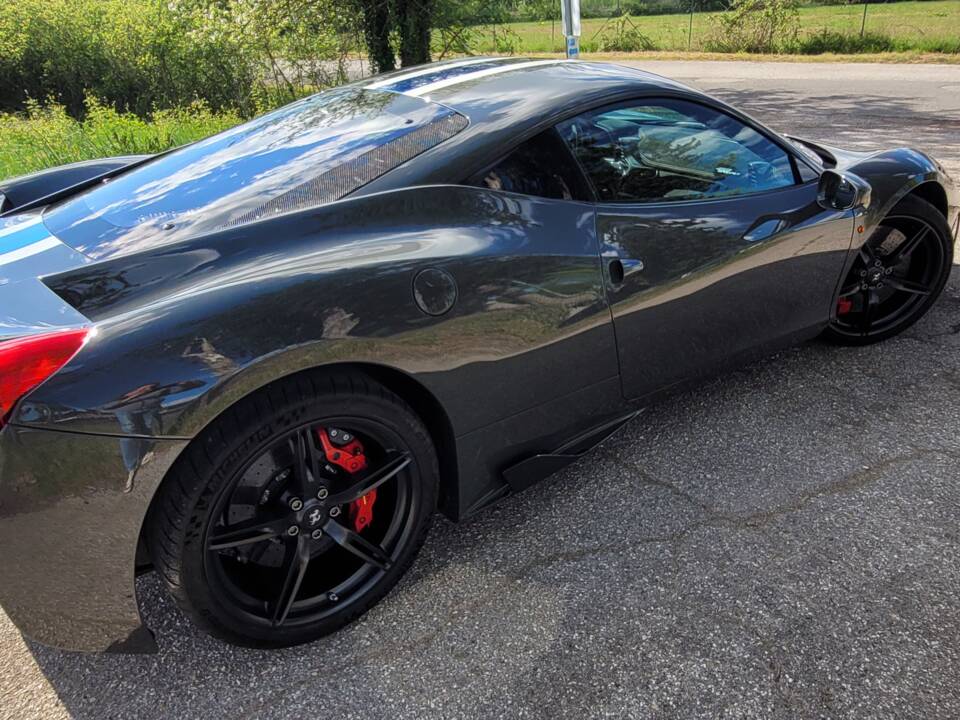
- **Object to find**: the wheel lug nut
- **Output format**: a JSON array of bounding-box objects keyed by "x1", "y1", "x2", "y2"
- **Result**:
[
  {"x1": 312, "y1": 529, "x2": 323, "y2": 540},
  {"x1": 287, "y1": 525, "x2": 299, "y2": 536},
  {"x1": 289, "y1": 498, "x2": 303, "y2": 511},
  {"x1": 884, "y1": 267, "x2": 893, "y2": 275},
  {"x1": 329, "y1": 506, "x2": 341, "y2": 518},
  {"x1": 317, "y1": 487, "x2": 328, "y2": 500},
  {"x1": 860, "y1": 270, "x2": 867, "y2": 277}
]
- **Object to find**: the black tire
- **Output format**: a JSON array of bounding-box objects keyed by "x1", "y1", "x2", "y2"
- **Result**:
[
  {"x1": 148, "y1": 371, "x2": 438, "y2": 648},
  {"x1": 823, "y1": 193, "x2": 953, "y2": 345}
]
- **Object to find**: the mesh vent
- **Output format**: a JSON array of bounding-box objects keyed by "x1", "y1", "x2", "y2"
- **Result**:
[{"x1": 224, "y1": 112, "x2": 468, "y2": 229}]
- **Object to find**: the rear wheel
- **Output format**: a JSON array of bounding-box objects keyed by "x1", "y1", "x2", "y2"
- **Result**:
[
  {"x1": 824, "y1": 194, "x2": 953, "y2": 345},
  {"x1": 148, "y1": 371, "x2": 438, "y2": 648}
]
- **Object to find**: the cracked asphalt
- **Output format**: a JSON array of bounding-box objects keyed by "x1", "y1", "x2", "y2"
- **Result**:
[{"x1": 3, "y1": 60, "x2": 960, "y2": 720}]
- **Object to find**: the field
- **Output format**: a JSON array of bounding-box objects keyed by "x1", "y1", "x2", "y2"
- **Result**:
[{"x1": 464, "y1": 0, "x2": 960, "y2": 53}]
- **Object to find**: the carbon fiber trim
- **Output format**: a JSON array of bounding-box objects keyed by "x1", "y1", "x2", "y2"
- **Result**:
[{"x1": 225, "y1": 112, "x2": 468, "y2": 228}]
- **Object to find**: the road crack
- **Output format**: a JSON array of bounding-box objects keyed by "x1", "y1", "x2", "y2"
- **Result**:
[{"x1": 508, "y1": 448, "x2": 947, "y2": 580}]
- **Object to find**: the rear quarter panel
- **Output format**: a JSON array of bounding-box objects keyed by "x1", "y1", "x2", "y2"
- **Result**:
[{"x1": 18, "y1": 185, "x2": 618, "y2": 516}]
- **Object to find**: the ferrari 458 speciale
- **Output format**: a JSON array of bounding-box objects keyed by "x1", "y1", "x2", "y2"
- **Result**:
[{"x1": 0, "y1": 58, "x2": 955, "y2": 652}]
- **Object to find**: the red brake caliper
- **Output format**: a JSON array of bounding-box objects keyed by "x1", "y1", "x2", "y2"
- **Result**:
[
  {"x1": 317, "y1": 428, "x2": 376, "y2": 532},
  {"x1": 837, "y1": 297, "x2": 853, "y2": 315}
]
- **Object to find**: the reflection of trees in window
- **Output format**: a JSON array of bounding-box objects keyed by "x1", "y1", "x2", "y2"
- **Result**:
[{"x1": 561, "y1": 101, "x2": 795, "y2": 204}]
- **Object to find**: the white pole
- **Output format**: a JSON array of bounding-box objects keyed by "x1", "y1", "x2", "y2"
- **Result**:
[{"x1": 561, "y1": 0, "x2": 581, "y2": 58}]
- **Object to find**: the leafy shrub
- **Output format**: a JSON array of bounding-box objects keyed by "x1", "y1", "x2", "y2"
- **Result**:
[
  {"x1": 0, "y1": 95, "x2": 241, "y2": 180},
  {"x1": 0, "y1": 0, "x2": 354, "y2": 118},
  {"x1": 594, "y1": 16, "x2": 657, "y2": 51},
  {"x1": 704, "y1": 0, "x2": 800, "y2": 53},
  {"x1": 493, "y1": 26, "x2": 524, "y2": 53},
  {"x1": 793, "y1": 29, "x2": 896, "y2": 54}
]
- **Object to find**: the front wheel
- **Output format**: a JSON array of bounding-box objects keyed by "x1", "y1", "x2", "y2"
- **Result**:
[
  {"x1": 148, "y1": 372, "x2": 438, "y2": 648},
  {"x1": 824, "y1": 194, "x2": 953, "y2": 345}
]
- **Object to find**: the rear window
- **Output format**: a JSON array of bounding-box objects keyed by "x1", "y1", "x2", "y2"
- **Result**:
[{"x1": 43, "y1": 88, "x2": 467, "y2": 258}]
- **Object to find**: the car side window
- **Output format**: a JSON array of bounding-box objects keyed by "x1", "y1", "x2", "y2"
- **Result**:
[
  {"x1": 468, "y1": 129, "x2": 591, "y2": 201},
  {"x1": 556, "y1": 99, "x2": 796, "y2": 204}
]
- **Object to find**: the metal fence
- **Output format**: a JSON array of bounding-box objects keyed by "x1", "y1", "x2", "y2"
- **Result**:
[{"x1": 430, "y1": 0, "x2": 955, "y2": 56}]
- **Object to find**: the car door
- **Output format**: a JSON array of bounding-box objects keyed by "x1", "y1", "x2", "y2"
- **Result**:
[{"x1": 557, "y1": 97, "x2": 856, "y2": 401}]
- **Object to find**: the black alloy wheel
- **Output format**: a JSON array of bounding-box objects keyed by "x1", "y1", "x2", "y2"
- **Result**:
[
  {"x1": 825, "y1": 194, "x2": 953, "y2": 345},
  {"x1": 149, "y1": 372, "x2": 438, "y2": 648}
]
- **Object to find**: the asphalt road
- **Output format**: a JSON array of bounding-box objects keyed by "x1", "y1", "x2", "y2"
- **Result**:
[{"x1": 3, "y1": 60, "x2": 960, "y2": 720}]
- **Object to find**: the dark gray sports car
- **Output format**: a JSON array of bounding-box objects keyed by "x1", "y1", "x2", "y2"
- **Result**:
[{"x1": 0, "y1": 58, "x2": 956, "y2": 652}]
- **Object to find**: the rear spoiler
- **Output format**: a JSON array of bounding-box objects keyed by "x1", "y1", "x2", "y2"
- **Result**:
[{"x1": 0, "y1": 155, "x2": 152, "y2": 216}]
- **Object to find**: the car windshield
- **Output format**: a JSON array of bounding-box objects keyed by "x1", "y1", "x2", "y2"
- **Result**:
[{"x1": 43, "y1": 87, "x2": 467, "y2": 259}]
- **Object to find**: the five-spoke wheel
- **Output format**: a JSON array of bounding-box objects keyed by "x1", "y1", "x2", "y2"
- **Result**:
[
  {"x1": 149, "y1": 372, "x2": 437, "y2": 648},
  {"x1": 826, "y1": 194, "x2": 953, "y2": 344}
]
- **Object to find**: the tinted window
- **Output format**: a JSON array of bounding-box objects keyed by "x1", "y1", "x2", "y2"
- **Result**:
[
  {"x1": 557, "y1": 99, "x2": 795, "y2": 203},
  {"x1": 470, "y1": 130, "x2": 589, "y2": 201}
]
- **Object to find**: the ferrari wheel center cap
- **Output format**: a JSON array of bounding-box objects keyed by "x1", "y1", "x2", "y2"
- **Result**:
[{"x1": 292, "y1": 500, "x2": 326, "y2": 529}]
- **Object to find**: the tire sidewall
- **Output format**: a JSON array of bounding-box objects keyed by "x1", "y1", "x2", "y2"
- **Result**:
[{"x1": 170, "y1": 379, "x2": 438, "y2": 648}]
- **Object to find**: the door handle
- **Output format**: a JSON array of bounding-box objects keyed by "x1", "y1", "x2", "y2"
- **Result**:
[{"x1": 742, "y1": 218, "x2": 787, "y2": 244}]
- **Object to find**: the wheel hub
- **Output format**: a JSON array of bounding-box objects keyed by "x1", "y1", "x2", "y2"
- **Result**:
[
  {"x1": 860, "y1": 259, "x2": 892, "y2": 290},
  {"x1": 295, "y1": 499, "x2": 328, "y2": 530},
  {"x1": 284, "y1": 494, "x2": 335, "y2": 538}
]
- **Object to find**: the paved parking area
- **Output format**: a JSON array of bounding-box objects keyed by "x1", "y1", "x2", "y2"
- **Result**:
[{"x1": 2, "y1": 60, "x2": 960, "y2": 720}]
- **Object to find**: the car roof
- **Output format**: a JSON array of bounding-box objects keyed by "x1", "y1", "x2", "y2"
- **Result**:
[
  {"x1": 357, "y1": 57, "x2": 693, "y2": 126},
  {"x1": 353, "y1": 58, "x2": 700, "y2": 194}
]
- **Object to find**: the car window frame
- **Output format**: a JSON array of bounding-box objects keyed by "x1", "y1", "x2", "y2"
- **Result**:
[
  {"x1": 556, "y1": 95, "x2": 813, "y2": 207},
  {"x1": 464, "y1": 126, "x2": 595, "y2": 203},
  {"x1": 454, "y1": 89, "x2": 821, "y2": 207}
]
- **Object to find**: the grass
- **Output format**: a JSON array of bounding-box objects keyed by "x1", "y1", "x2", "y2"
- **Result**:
[
  {"x1": 465, "y1": 0, "x2": 960, "y2": 54},
  {"x1": 2, "y1": 1, "x2": 956, "y2": 182},
  {"x1": 0, "y1": 97, "x2": 241, "y2": 181},
  {"x1": 526, "y1": 48, "x2": 960, "y2": 63}
]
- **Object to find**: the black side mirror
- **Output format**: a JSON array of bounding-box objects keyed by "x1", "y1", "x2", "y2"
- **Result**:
[{"x1": 817, "y1": 169, "x2": 871, "y2": 211}]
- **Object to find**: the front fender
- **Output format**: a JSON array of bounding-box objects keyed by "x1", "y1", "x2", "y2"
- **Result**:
[{"x1": 827, "y1": 145, "x2": 958, "y2": 235}]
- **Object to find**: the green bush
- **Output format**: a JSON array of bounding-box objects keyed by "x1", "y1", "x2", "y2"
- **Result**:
[
  {"x1": 0, "y1": 0, "x2": 355, "y2": 119},
  {"x1": 0, "y1": 0, "x2": 257, "y2": 116},
  {"x1": 793, "y1": 29, "x2": 896, "y2": 54},
  {"x1": 704, "y1": 0, "x2": 800, "y2": 52},
  {"x1": 594, "y1": 16, "x2": 658, "y2": 51},
  {"x1": 0, "y1": 95, "x2": 241, "y2": 181}
]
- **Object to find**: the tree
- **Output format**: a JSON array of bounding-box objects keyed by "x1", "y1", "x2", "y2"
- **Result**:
[
  {"x1": 397, "y1": 0, "x2": 433, "y2": 67},
  {"x1": 357, "y1": 0, "x2": 434, "y2": 74},
  {"x1": 358, "y1": 0, "x2": 395, "y2": 73}
]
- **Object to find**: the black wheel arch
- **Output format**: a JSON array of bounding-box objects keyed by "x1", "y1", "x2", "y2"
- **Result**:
[
  {"x1": 908, "y1": 180, "x2": 949, "y2": 220},
  {"x1": 137, "y1": 361, "x2": 459, "y2": 572}
]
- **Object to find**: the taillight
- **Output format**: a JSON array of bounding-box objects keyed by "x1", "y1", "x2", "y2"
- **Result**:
[{"x1": 0, "y1": 328, "x2": 90, "y2": 426}]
